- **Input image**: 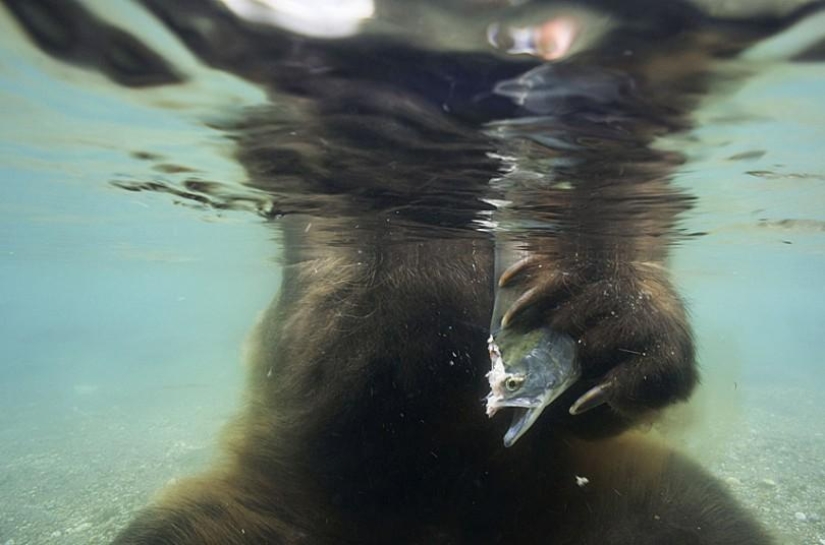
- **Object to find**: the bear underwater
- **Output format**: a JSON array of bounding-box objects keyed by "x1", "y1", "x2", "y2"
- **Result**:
[{"x1": 7, "y1": 0, "x2": 825, "y2": 542}]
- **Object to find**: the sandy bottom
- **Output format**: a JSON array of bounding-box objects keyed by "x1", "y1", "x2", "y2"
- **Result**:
[
  {"x1": 0, "y1": 384, "x2": 234, "y2": 545},
  {"x1": 700, "y1": 385, "x2": 825, "y2": 545},
  {"x1": 0, "y1": 382, "x2": 822, "y2": 545}
]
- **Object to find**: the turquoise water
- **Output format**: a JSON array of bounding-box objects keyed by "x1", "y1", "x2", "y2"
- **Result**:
[
  {"x1": 672, "y1": 60, "x2": 825, "y2": 389},
  {"x1": 0, "y1": 11, "x2": 275, "y2": 540},
  {"x1": 1, "y1": 2, "x2": 824, "y2": 544}
]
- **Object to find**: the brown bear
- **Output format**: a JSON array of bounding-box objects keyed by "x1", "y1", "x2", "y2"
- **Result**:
[
  {"x1": 108, "y1": 229, "x2": 771, "y2": 544},
  {"x1": 7, "y1": 0, "x2": 814, "y2": 542}
]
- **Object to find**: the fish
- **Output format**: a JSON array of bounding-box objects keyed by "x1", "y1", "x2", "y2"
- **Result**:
[{"x1": 485, "y1": 327, "x2": 580, "y2": 447}]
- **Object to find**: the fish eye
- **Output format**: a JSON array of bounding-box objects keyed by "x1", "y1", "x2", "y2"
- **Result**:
[{"x1": 505, "y1": 376, "x2": 524, "y2": 392}]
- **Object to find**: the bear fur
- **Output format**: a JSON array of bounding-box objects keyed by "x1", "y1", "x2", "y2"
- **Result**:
[{"x1": 110, "y1": 231, "x2": 770, "y2": 544}]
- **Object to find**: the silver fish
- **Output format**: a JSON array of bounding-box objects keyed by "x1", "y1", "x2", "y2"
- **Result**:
[{"x1": 486, "y1": 327, "x2": 579, "y2": 447}]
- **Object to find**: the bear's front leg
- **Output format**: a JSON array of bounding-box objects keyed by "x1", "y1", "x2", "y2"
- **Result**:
[{"x1": 494, "y1": 249, "x2": 697, "y2": 432}]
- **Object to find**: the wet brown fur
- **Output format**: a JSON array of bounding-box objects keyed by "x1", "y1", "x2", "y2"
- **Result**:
[
  {"x1": 111, "y1": 224, "x2": 772, "y2": 544},
  {"x1": 109, "y1": 2, "x2": 776, "y2": 542}
]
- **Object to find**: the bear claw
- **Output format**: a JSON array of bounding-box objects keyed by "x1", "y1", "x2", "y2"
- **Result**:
[{"x1": 569, "y1": 382, "x2": 611, "y2": 415}]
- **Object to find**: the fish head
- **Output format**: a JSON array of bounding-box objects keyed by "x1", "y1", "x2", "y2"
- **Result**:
[{"x1": 486, "y1": 329, "x2": 579, "y2": 447}]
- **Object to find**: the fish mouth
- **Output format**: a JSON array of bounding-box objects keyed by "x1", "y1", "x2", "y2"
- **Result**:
[
  {"x1": 503, "y1": 406, "x2": 545, "y2": 447},
  {"x1": 487, "y1": 379, "x2": 574, "y2": 448}
]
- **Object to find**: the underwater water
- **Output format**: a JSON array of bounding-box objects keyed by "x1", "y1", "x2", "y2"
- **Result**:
[{"x1": 0, "y1": 1, "x2": 824, "y2": 544}]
